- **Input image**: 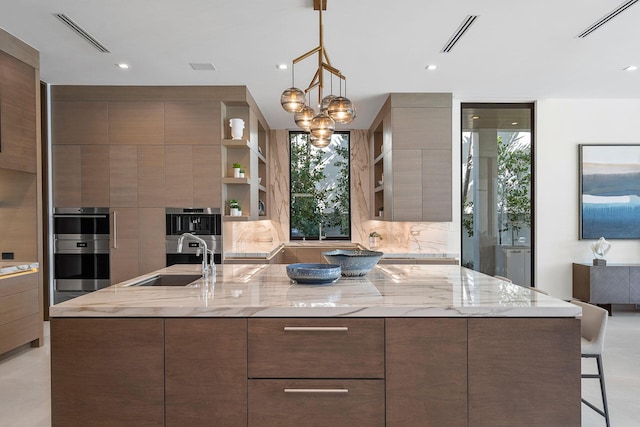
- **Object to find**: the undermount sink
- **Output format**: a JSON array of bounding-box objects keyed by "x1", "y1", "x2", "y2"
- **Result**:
[{"x1": 129, "y1": 274, "x2": 202, "y2": 287}]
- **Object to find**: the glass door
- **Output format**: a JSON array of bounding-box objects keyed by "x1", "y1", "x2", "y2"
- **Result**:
[{"x1": 461, "y1": 104, "x2": 534, "y2": 285}]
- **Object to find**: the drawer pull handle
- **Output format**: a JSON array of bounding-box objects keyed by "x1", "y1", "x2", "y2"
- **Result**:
[
  {"x1": 283, "y1": 326, "x2": 348, "y2": 332},
  {"x1": 284, "y1": 388, "x2": 349, "y2": 394}
]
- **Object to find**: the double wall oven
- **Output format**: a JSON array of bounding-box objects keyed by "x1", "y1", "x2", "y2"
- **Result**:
[
  {"x1": 53, "y1": 208, "x2": 111, "y2": 304},
  {"x1": 166, "y1": 208, "x2": 222, "y2": 266}
]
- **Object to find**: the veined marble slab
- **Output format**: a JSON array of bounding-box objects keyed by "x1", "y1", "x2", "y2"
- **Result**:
[
  {"x1": 50, "y1": 264, "x2": 581, "y2": 318},
  {"x1": 0, "y1": 261, "x2": 39, "y2": 278},
  {"x1": 381, "y1": 253, "x2": 459, "y2": 259}
]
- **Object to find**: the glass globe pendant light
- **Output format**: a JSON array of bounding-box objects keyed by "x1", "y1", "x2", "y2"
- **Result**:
[
  {"x1": 310, "y1": 111, "x2": 335, "y2": 141},
  {"x1": 321, "y1": 94, "x2": 337, "y2": 112},
  {"x1": 280, "y1": 87, "x2": 305, "y2": 113},
  {"x1": 327, "y1": 96, "x2": 355, "y2": 124},
  {"x1": 294, "y1": 104, "x2": 316, "y2": 132},
  {"x1": 279, "y1": 2, "x2": 355, "y2": 138},
  {"x1": 310, "y1": 134, "x2": 331, "y2": 148}
]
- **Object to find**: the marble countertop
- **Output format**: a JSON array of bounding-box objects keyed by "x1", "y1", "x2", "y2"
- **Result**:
[
  {"x1": 50, "y1": 264, "x2": 580, "y2": 318},
  {"x1": 224, "y1": 243, "x2": 458, "y2": 260},
  {"x1": 0, "y1": 261, "x2": 39, "y2": 278}
]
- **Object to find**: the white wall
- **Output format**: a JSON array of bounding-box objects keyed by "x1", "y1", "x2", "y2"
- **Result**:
[{"x1": 537, "y1": 99, "x2": 640, "y2": 298}]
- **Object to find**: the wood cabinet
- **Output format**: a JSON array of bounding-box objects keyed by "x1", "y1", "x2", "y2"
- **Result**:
[
  {"x1": 52, "y1": 144, "x2": 110, "y2": 208},
  {"x1": 165, "y1": 318, "x2": 247, "y2": 426},
  {"x1": 137, "y1": 145, "x2": 166, "y2": 207},
  {"x1": 110, "y1": 207, "x2": 165, "y2": 282},
  {"x1": 81, "y1": 145, "x2": 110, "y2": 207},
  {"x1": 109, "y1": 145, "x2": 137, "y2": 207},
  {"x1": 137, "y1": 208, "x2": 166, "y2": 275},
  {"x1": 248, "y1": 318, "x2": 384, "y2": 426},
  {"x1": 194, "y1": 145, "x2": 222, "y2": 207},
  {"x1": 386, "y1": 318, "x2": 467, "y2": 426},
  {"x1": 0, "y1": 50, "x2": 37, "y2": 173},
  {"x1": 248, "y1": 379, "x2": 385, "y2": 427},
  {"x1": 109, "y1": 101, "x2": 164, "y2": 145},
  {"x1": 573, "y1": 263, "x2": 640, "y2": 313},
  {"x1": 110, "y1": 208, "x2": 139, "y2": 284},
  {"x1": 248, "y1": 318, "x2": 384, "y2": 379},
  {"x1": 467, "y1": 318, "x2": 580, "y2": 427},
  {"x1": 370, "y1": 93, "x2": 452, "y2": 222},
  {"x1": 52, "y1": 101, "x2": 108, "y2": 145},
  {"x1": 165, "y1": 101, "x2": 219, "y2": 145},
  {"x1": 50, "y1": 315, "x2": 580, "y2": 426},
  {"x1": 51, "y1": 145, "x2": 81, "y2": 207},
  {"x1": 0, "y1": 271, "x2": 41, "y2": 355},
  {"x1": 50, "y1": 318, "x2": 164, "y2": 427}
]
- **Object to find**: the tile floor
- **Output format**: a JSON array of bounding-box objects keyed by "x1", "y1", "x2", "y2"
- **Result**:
[{"x1": 0, "y1": 306, "x2": 638, "y2": 426}]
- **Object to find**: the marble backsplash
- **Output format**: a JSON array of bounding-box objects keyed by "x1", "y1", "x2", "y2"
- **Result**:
[{"x1": 223, "y1": 129, "x2": 458, "y2": 257}]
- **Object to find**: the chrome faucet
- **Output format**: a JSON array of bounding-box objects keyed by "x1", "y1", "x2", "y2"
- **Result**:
[{"x1": 177, "y1": 233, "x2": 211, "y2": 277}]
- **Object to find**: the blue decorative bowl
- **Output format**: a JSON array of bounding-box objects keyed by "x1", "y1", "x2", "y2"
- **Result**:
[
  {"x1": 322, "y1": 250, "x2": 384, "y2": 277},
  {"x1": 286, "y1": 263, "x2": 342, "y2": 285}
]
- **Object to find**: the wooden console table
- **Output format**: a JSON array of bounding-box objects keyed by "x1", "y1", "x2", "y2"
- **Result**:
[{"x1": 572, "y1": 263, "x2": 640, "y2": 315}]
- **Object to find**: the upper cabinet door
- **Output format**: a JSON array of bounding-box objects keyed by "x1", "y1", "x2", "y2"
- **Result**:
[
  {"x1": 52, "y1": 101, "x2": 108, "y2": 145},
  {"x1": 0, "y1": 50, "x2": 37, "y2": 173},
  {"x1": 109, "y1": 102, "x2": 164, "y2": 145},
  {"x1": 165, "y1": 102, "x2": 220, "y2": 145},
  {"x1": 369, "y1": 93, "x2": 453, "y2": 222}
]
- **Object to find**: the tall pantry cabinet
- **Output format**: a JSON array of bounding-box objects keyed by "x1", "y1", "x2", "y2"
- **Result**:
[{"x1": 51, "y1": 87, "x2": 263, "y2": 284}]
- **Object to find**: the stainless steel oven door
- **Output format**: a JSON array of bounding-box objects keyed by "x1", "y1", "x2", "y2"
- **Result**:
[
  {"x1": 53, "y1": 207, "x2": 110, "y2": 240},
  {"x1": 53, "y1": 239, "x2": 110, "y2": 292}
]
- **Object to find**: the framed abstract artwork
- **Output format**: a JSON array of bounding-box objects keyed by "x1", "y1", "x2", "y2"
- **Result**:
[{"x1": 579, "y1": 144, "x2": 640, "y2": 239}]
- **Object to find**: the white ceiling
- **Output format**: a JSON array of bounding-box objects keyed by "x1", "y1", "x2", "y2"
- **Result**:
[{"x1": 1, "y1": 0, "x2": 639, "y2": 130}]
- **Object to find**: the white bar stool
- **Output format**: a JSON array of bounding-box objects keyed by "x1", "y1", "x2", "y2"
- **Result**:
[{"x1": 572, "y1": 299, "x2": 610, "y2": 427}]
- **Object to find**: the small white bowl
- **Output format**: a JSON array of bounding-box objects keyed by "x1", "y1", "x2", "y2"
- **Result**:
[
  {"x1": 258, "y1": 177, "x2": 262, "y2": 184},
  {"x1": 377, "y1": 180, "x2": 383, "y2": 186}
]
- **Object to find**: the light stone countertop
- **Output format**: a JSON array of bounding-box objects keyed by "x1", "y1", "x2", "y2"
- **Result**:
[
  {"x1": 50, "y1": 263, "x2": 580, "y2": 318},
  {"x1": 0, "y1": 261, "x2": 39, "y2": 278},
  {"x1": 224, "y1": 243, "x2": 458, "y2": 261}
]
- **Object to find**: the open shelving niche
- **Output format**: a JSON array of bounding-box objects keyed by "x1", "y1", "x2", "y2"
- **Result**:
[
  {"x1": 221, "y1": 104, "x2": 268, "y2": 221},
  {"x1": 371, "y1": 116, "x2": 386, "y2": 220}
]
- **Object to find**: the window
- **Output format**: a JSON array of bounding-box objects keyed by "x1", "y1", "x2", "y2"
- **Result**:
[{"x1": 290, "y1": 131, "x2": 350, "y2": 240}]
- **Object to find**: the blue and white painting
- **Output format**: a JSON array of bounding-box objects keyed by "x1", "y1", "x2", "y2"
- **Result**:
[{"x1": 581, "y1": 145, "x2": 640, "y2": 239}]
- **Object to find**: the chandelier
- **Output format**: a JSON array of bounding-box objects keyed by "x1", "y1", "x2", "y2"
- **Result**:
[{"x1": 280, "y1": 0, "x2": 355, "y2": 147}]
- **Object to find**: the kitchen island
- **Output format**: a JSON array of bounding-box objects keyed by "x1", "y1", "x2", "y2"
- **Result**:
[{"x1": 50, "y1": 264, "x2": 581, "y2": 427}]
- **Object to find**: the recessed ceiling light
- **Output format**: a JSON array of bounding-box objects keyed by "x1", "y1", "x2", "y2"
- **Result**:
[
  {"x1": 425, "y1": 64, "x2": 438, "y2": 70},
  {"x1": 623, "y1": 65, "x2": 638, "y2": 71},
  {"x1": 277, "y1": 64, "x2": 288, "y2": 70},
  {"x1": 472, "y1": 116, "x2": 480, "y2": 120},
  {"x1": 116, "y1": 63, "x2": 129, "y2": 69},
  {"x1": 512, "y1": 122, "x2": 518, "y2": 125}
]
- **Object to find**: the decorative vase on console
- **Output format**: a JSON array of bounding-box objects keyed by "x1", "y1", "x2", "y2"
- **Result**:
[{"x1": 229, "y1": 118, "x2": 245, "y2": 140}]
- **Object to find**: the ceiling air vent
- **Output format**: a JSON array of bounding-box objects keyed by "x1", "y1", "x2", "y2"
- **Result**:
[
  {"x1": 577, "y1": 0, "x2": 639, "y2": 38},
  {"x1": 441, "y1": 15, "x2": 479, "y2": 53},
  {"x1": 189, "y1": 63, "x2": 216, "y2": 71},
  {"x1": 53, "y1": 13, "x2": 110, "y2": 53}
]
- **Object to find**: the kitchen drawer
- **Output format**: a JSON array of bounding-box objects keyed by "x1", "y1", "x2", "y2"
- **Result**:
[
  {"x1": 248, "y1": 318, "x2": 384, "y2": 379},
  {"x1": 248, "y1": 379, "x2": 384, "y2": 427},
  {"x1": 0, "y1": 313, "x2": 40, "y2": 355},
  {"x1": 0, "y1": 272, "x2": 37, "y2": 299},
  {"x1": 0, "y1": 288, "x2": 39, "y2": 326}
]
